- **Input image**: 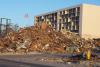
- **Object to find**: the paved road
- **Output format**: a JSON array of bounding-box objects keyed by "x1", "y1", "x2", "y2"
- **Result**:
[
  {"x1": 0, "y1": 54, "x2": 55, "y2": 67},
  {"x1": 0, "y1": 54, "x2": 67, "y2": 67},
  {"x1": 0, "y1": 58, "x2": 53, "y2": 67},
  {"x1": 0, "y1": 58, "x2": 54, "y2": 67},
  {"x1": 0, "y1": 54, "x2": 99, "y2": 67}
]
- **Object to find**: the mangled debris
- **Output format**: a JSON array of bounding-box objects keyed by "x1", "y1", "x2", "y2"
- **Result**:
[{"x1": 0, "y1": 22, "x2": 99, "y2": 54}]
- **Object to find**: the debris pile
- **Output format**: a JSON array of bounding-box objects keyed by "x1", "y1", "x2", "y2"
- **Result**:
[{"x1": 0, "y1": 23, "x2": 99, "y2": 54}]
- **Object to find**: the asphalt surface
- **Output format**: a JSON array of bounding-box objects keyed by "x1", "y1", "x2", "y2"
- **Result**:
[
  {"x1": 0, "y1": 54, "x2": 67, "y2": 67},
  {"x1": 0, "y1": 55, "x2": 53, "y2": 67},
  {"x1": 0, "y1": 53, "x2": 99, "y2": 67},
  {"x1": 0, "y1": 58, "x2": 53, "y2": 67}
]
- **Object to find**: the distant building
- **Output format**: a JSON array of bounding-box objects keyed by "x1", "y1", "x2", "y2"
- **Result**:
[
  {"x1": 0, "y1": 18, "x2": 11, "y2": 36},
  {"x1": 35, "y1": 4, "x2": 100, "y2": 39}
]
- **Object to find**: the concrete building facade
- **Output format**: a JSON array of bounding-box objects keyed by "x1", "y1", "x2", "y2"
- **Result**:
[{"x1": 34, "y1": 4, "x2": 100, "y2": 39}]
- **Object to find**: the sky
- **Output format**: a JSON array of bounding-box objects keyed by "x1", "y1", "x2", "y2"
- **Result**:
[{"x1": 0, "y1": 0, "x2": 100, "y2": 27}]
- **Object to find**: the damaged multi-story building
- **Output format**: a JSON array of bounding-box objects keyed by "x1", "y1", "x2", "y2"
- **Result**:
[{"x1": 34, "y1": 4, "x2": 100, "y2": 39}]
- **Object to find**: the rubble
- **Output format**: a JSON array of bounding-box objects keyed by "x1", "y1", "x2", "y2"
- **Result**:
[{"x1": 0, "y1": 23, "x2": 99, "y2": 54}]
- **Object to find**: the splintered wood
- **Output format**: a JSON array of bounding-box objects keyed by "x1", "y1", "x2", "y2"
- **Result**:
[{"x1": 0, "y1": 24, "x2": 99, "y2": 53}]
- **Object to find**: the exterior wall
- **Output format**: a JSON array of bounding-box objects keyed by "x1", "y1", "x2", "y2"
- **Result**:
[{"x1": 81, "y1": 4, "x2": 100, "y2": 39}]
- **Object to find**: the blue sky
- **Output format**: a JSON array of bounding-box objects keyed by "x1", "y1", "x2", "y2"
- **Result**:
[{"x1": 0, "y1": 0, "x2": 100, "y2": 27}]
